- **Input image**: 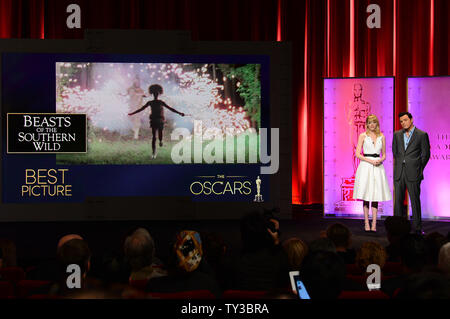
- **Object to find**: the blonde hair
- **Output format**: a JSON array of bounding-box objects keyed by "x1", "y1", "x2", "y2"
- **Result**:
[
  {"x1": 365, "y1": 114, "x2": 382, "y2": 137},
  {"x1": 282, "y1": 237, "x2": 308, "y2": 269},
  {"x1": 355, "y1": 241, "x2": 387, "y2": 273}
]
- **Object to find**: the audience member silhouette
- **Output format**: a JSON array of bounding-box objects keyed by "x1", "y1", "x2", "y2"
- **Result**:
[
  {"x1": 231, "y1": 212, "x2": 290, "y2": 291},
  {"x1": 282, "y1": 237, "x2": 308, "y2": 270},
  {"x1": 438, "y1": 242, "x2": 450, "y2": 275},
  {"x1": 355, "y1": 241, "x2": 387, "y2": 274},
  {"x1": 301, "y1": 250, "x2": 346, "y2": 299},
  {"x1": 2, "y1": 216, "x2": 450, "y2": 300},
  {"x1": 200, "y1": 231, "x2": 232, "y2": 289},
  {"x1": 27, "y1": 234, "x2": 83, "y2": 281},
  {"x1": 395, "y1": 272, "x2": 450, "y2": 299},
  {"x1": 401, "y1": 234, "x2": 430, "y2": 272},
  {"x1": 124, "y1": 228, "x2": 167, "y2": 281},
  {"x1": 308, "y1": 238, "x2": 336, "y2": 254},
  {"x1": 424, "y1": 232, "x2": 449, "y2": 268},
  {"x1": 146, "y1": 230, "x2": 221, "y2": 297},
  {"x1": 384, "y1": 216, "x2": 411, "y2": 262},
  {"x1": 43, "y1": 237, "x2": 97, "y2": 297},
  {"x1": 326, "y1": 223, "x2": 356, "y2": 264},
  {"x1": 381, "y1": 234, "x2": 429, "y2": 296}
]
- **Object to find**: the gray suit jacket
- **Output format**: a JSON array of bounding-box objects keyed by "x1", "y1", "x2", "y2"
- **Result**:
[{"x1": 392, "y1": 127, "x2": 430, "y2": 182}]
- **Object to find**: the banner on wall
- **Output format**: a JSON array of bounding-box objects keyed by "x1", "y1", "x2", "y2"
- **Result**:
[
  {"x1": 407, "y1": 76, "x2": 450, "y2": 220},
  {"x1": 323, "y1": 77, "x2": 394, "y2": 218}
]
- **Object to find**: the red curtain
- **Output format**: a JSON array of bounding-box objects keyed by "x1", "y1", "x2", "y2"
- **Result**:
[
  {"x1": 290, "y1": 0, "x2": 449, "y2": 205},
  {"x1": 0, "y1": 0, "x2": 448, "y2": 206},
  {"x1": 0, "y1": 0, "x2": 44, "y2": 38}
]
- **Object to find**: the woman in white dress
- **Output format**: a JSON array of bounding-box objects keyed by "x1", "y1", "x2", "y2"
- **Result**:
[{"x1": 353, "y1": 114, "x2": 392, "y2": 232}]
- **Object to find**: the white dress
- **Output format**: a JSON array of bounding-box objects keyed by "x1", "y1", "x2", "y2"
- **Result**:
[{"x1": 353, "y1": 134, "x2": 392, "y2": 202}]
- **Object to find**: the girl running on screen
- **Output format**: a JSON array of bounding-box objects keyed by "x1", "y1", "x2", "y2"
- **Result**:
[{"x1": 129, "y1": 84, "x2": 185, "y2": 159}]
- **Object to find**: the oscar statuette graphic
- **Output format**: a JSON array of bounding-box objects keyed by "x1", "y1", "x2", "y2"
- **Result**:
[
  {"x1": 254, "y1": 176, "x2": 264, "y2": 202},
  {"x1": 347, "y1": 83, "x2": 371, "y2": 174}
]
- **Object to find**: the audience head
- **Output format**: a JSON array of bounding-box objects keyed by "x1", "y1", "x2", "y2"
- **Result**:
[
  {"x1": 200, "y1": 232, "x2": 227, "y2": 266},
  {"x1": 57, "y1": 238, "x2": 91, "y2": 279},
  {"x1": 396, "y1": 272, "x2": 450, "y2": 299},
  {"x1": 57, "y1": 234, "x2": 83, "y2": 252},
  {"x1": 308, "y1": 238, "x2": 336, "y2": 254},
  {"x1": 131, "y1": 228, "x2": 153, "y2": 241},
  {"x1": 355, "y1": 241, "x2": 387, "y2": 273},
  {"x1": 240, "y1": 211, "x2": 278, "y2": 252},
  {"x1": 282, "y1": 237, "x2": 308, "y2": 270},
  {"x1": 123, "y1": 228, "x2": 155, "y2": 272},
  {"x1": 400, "y1": 234, "x2": 429, "y2": 272},
  {"x1": 173, "y1": 230, "x2": 203, "y2": 273},
  {"x1": 0, "y1": 238, "x2": 17, "y2": 267},
  {"x1": 424, "y1": 232, "x2": 448, "y2": 266},
  {"x1": 384, "y1": 216, "x2": 411, "y2": 243},
  {"x1": 301, "y1": 251, "x2": 346, "y2": 299},
  {"x1": 326, "y1": 223, "x2": 352, "y2": 250},
  {"x1": 438, "y1": 242, "x2": 450, "y2": 274}
]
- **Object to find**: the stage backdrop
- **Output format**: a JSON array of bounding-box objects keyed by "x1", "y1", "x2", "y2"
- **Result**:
[
  {"x1": 324, "y1": 77, "x2": 394, "y2": 218},
  {"x1": 407, "y1": 76, "x2": 450, "y2": 220}
]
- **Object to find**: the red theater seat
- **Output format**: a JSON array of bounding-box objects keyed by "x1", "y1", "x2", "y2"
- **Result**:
[
  {"x1": 0, "y1": 281, "x2": 14, "y2": 298},
  {"x1": 222, "y1": 290, "x2": 269, "y2": 299},
  {"x1": 0, "y1": 267, "x2": 25, "y2": 283},
  {"x1": 147, "y1": 290, "x2": 215, "y2": 299},
  {"x1": 338, "y1": 290, "x2": 389, "y2": 299},
  {"x1": 16, "y1": 280, "x2": 52, "y2": 298}
]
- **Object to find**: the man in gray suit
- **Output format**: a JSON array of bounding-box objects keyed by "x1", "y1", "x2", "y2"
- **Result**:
[{"x1": 392, "y1": 112, "x2": 430, "y2": 234}]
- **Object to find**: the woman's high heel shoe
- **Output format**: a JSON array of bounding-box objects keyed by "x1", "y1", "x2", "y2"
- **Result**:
[{"x1": 364, "y1": 222, "x2": 371, "y2": 232}]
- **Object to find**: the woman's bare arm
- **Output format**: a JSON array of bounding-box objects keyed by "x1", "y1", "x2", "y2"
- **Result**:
[
  {"x1": 381, "y1": 135, "x2": 387, "y2": 162},
  {"x1": 355, "y1": 133, "x2": 374, "y2": 165}
]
